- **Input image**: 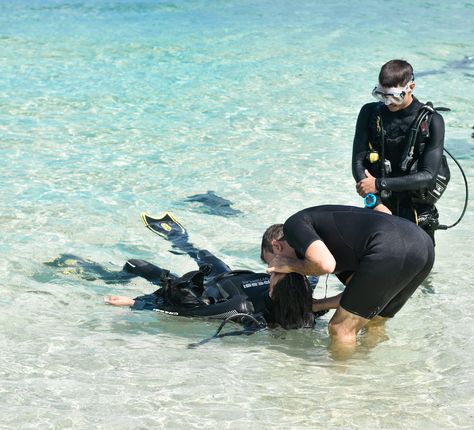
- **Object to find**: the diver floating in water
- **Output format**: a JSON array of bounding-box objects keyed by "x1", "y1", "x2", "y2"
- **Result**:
[{"x1": 104, "y1": 212, "x2": 323, "y2": 331}]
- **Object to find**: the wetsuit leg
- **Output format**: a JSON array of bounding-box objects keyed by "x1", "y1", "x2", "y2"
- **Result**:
[
  {"x1": 378, "y1": 231, "x2": 434, "y2": 317},
  {"x1": 195, "y1": 250, "x2": 231, "y2": 276},
  {"x1": 339, "y1": 225, "x2": 434, "y2": 319},
  {"x1": 123, "y1": 259, "x2": 177, "y2": 285}
]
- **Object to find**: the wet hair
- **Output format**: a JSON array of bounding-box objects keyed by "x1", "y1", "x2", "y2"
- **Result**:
[
  {"x1": 270, "y1": 273, "x2": 315, "y2": 329},
  {"x1": 260, "y1": 223, "x2": 284, "y2": 262},
  {"x1": 379, "y1": 59, "x2": 414, "y2": 87}
]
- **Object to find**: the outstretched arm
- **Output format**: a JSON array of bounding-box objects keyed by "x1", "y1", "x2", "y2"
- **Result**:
[{"x1": 105, "y1": 296, "x2": 135, "y2": 307}]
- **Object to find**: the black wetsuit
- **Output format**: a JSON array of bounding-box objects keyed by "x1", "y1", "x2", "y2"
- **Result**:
[
  {"x1": 352, "y1": 97, "x2": 445, "y2": 239},
  {"x1": 124, "y1": 250, "x2": 274, "y2": 319},
  {"x1": 283, "y1": 205, "x2": 434, "y2": 319}
]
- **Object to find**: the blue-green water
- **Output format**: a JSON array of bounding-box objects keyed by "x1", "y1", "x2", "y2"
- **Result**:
[{"x1": 1, "y1": 1, "x2": 473, "y2": 428}]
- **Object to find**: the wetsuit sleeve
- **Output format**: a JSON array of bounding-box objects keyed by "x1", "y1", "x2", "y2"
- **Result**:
[
  {"x1": 283, "y1": 211, "x2": 322, "y2": 258},
  {"x1": 131, "y1": 293, "x2": 159, "y2": 311},
  {"x1": 352, "y1": 103, "x2": 374, "y2": 182},
  {"x1": 376, "y1": 113, "x2": 445, "y2": 192}
]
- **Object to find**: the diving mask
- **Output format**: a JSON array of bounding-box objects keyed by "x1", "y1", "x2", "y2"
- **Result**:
[{"x1": 372, "y1": 82, "x2": 412, "y2": 106}]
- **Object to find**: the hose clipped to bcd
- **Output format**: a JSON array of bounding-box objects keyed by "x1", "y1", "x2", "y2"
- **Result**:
[{"x1": 187, "y1": 313, "x2": 267, "y2": 349}]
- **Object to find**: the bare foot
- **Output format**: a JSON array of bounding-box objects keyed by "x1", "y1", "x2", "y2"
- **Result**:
[
  {"x1": 329, "y1": 336, "x2": 357, "y2": 361},
  {"x1": 362, "y1": 316, "x2": 389, "y2": 348}
]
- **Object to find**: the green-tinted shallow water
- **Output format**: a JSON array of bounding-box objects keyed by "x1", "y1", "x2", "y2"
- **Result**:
[{"x1": 1, "y1": 1, "x2": 473, "y2": 428}]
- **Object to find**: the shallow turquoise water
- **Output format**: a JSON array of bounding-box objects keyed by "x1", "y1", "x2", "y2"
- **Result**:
[{"x1": 1, "y1": 1, "x2": 473, "y2": 428}]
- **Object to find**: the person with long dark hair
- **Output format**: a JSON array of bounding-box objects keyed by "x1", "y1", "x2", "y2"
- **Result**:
[
  {"x1": 106, "y1": 267, "x2": 318, "y2": 330},
  {"x1": 104, "y1": 212, "x2": 321, "y2": 330},
  {"x1": 267, "y1": 272, "x2": 315, "y2": 329}
]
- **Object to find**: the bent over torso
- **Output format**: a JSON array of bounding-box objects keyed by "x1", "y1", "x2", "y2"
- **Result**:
[{"x1": 283, "y1": 205, "x2": 433, "y2": 274}]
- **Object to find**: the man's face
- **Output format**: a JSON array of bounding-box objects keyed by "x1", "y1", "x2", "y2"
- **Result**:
[
  {"x1": 372, "y1": 81, "x2": 415, "y2": 112},
  {"x1": 262, "y1": 239, "x2": 297, "y2": 299},
  {"x1": 262, "y1": 240, "x2": 297, "y2": 265},
  {"x1": 261, "y1": 249, "x2": 283, "y2": 298},
  {"x1": 262, "y1": 248, "x2": 275, "y2": 265},
  {"x1": 386, "y1": 92, "x2": 413, "y2": 112}
]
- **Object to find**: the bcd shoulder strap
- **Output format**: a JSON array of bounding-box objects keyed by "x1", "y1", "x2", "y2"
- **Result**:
[
  {"x1": 408, "y1": 103, "x2": 451, "y2": 205},
  {"x1": 401, "y1": 102, "x2": 451, "y2": 172},
  {"x1": 400, "y1": 103, "x2": 434, "y2": 171}
]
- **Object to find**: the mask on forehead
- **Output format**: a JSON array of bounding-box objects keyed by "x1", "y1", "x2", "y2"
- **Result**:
[{"x1": 372, "y1": 82, "x2": 412, "y2": 105}]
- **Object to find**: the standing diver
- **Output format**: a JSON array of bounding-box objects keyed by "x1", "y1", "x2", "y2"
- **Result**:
[
  {"x1": 105, "y1": 212, "x2": 322, "y2": 330},
  {"x1": 352, "y1": 59, "x2": 450, "y2": 242}
]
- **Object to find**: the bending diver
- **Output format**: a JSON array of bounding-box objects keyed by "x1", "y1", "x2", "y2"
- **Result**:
[{"x1": 105, "y1": 212, "x2": 323, "y2": 330}]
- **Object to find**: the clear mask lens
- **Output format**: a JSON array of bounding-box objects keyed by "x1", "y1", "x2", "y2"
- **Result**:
[{"x1": 372, "y1": 83, "x2": 411, "y2": 105}]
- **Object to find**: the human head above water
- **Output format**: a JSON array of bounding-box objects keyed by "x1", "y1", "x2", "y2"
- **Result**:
[
  {"x1": 378, "y1": 59, "x2": 414, "y2": 87},
  {"x1": 375, "y1": 59, "x2": 416, "y2": 112},
  {"x1": 260, "y1": 223, "x2": 283, "y2": 262},
  {"x1": 270, "y1": 272, "x2": 314, "y2": 329},
  {"x1": 260, "y1": 224, "x2": 314, "y2": 329},
  {"x1": 260, "y1": 223, "x2": 297, "y2": 264}
]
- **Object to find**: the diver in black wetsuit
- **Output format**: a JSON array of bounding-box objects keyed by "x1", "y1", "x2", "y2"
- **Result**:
[
  {"x1": 106, "y1": 212, "x2": 318, "y2": 329},
  {"x1": 352, "y1": 59, "x2": 447, "y2": 242},
  {"x1": 106, "y1": 249, "x2": 273, "y2": 319},
  {"x1": 261, "y1": 205, "x2": 434, "y2": 347}
]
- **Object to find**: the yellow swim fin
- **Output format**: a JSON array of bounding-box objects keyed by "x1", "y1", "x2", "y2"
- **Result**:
[{"x1": 141, "y1": 212, "x2": 186, "y2": 240}]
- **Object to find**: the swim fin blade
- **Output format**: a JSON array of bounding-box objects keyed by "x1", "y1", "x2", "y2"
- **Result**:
[{"x1": 141, "y1": 212, "x2": 186, "y2": 240}]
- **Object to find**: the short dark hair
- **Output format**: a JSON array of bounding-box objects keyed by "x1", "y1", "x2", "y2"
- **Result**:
[
  {"x1": 379, "y1": 59, "x2": 414, "y2": 87},
  {"x1": 270, "y1": 273, "x2": 314, "y2": 329},
  {"x1": 260, "y1": 224, "x2": 284, "y2": 262}
]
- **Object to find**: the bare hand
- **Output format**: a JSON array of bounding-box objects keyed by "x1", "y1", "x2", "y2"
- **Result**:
[
  {"x1": 356, "y1": 169, "x2": 378, "y2": 196},
  {"x1": 373, "y1": 204, "x2": 392, "y2": 215},
  {"x1": 104, "y1": 296, "x2": 135, "y2": 307},
  {"x1": 267, "y1": 255, "x2": 295, "y2": 274}
]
